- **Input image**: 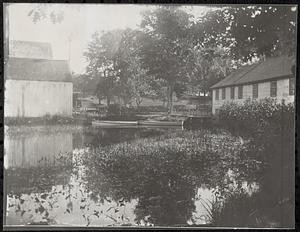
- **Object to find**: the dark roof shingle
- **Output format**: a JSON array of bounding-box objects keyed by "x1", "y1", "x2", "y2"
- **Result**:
[
  {"x1": 5, "y1": 57, "x2": 72, "y2": 82},
  {"x1": 211, "y1": 55, "x2": 295, "y2": 89}
]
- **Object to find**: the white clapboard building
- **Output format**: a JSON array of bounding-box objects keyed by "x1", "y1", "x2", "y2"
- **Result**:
[
  {"x1": 210, "y1": 55, "x2": 295, "y2": 114},
  {"x1": 4, "y1": 40, "x2": 73, "y2": 117}
]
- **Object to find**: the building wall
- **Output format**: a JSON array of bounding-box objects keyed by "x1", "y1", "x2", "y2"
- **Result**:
[
  {"x1": 212, "y1": 78, "x2": 294, "y2": 114},
  {"x1": 5, "y1": 79, "x2": 73, "y2": 117}
]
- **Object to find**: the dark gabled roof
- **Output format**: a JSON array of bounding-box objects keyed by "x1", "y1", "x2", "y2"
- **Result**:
[
  {"x1": 211, "y1": 55, "x2": 295, "y2": 89},
  {"x1": 9, "y1": 40, "x2": 53, "y2": 59},
  {"x1": 5, "y1": 57, "x2": 72, "y2": 82}
]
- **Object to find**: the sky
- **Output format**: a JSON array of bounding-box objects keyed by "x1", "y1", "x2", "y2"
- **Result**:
[{"x1": 7, "y1": 3, "x2": 211, "y2": 74}]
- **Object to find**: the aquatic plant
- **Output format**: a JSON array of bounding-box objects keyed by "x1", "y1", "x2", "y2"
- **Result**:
[{"x1": 80, "y1": 129, "x2": 259, "y2": 226}]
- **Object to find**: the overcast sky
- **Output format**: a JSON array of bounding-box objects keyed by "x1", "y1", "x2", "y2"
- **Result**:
[{"x1": 7, "y1": 3, "x2": 211, "y2": 74}]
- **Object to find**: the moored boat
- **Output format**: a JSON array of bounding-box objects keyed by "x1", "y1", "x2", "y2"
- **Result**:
[
  {"x1": 92, "y1": 120, "x2": 182, "y2": 127},
  {"x1": 138, "y1": 120, "x2": 182, "y2": 126},
  {"x1": 92, "y1": 120, "x2": 138, "y2": 127}
]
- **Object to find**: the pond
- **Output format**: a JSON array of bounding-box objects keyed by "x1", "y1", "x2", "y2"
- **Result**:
[{"x1": 4, "y1": 125, "x2": 260, "y2": 227}]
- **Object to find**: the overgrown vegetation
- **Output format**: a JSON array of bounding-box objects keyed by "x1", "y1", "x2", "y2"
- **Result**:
[
  {"x1": 79, "y1": 99, "x2": 294, "y2": 227},
  {"x1": 81, "y1": 129, "x2": 261, "y2": 226},
  {"x1": 214, "y1": 99, "x2": 295, "y2": 227}
]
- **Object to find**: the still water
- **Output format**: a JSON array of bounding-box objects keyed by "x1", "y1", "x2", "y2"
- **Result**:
[{"x1": 4, "y1": 125, "x2": 255, "y2": 227}]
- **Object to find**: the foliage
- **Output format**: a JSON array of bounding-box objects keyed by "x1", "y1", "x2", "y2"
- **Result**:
[
  {"x1": 218, "y1": 98, "x2": 294, "y2": 140},
  {"x1": 5, "y1": 120, "x2": 294, "y2": 227},
  {"x1": 72, "y1": 74, "x2": 99, "y2": 96},
  {"x1": 106, "y1": 104, "x2": 136, "y2": 118},
  {"x1": 134, "y1": 105, "x2": 168, "y2": 113},
  {"x1": 187, "y1": 46, "x2": 235, "y2": 95},
  {"x1": 200, "y1": 6, "x2": 297, "y2": 60},
  {"x1": 27, "y1": 5, "x2": 297, "y2": 110},
  {"x1": 139, "y1": 6, "x2": 194, "y2": 114},
  {"x1": 115, "y1": 29, "x2": 154, "y2": 107},
  {"x1": 81, "y1": 129, "x2": 261, "y2": 226},
  {"x1": 217, "y1": 98, "x2": 295, "y2": 227},
  {"x1": 84, "y1": 29, "x2": 154, "y2": 108},
  {"x1": 84, "y1": 30, "x2": 124, "y2": 106}
]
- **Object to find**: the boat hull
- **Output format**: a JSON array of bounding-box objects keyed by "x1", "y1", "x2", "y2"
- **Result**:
[
  {"x1": 92, "y1": 120, "x2": 138, "y2": 127},
  {"x1": 92, "y1": 120, "x2": 182, "y2": 128},
  {"x1": 138, "y1": 121, "x2": 182, "y2": 126}
]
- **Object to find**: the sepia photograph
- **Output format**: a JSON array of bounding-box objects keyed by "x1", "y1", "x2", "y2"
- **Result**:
[{"x1": 3, "y1": 3, "x2": 296, "y2": 229}]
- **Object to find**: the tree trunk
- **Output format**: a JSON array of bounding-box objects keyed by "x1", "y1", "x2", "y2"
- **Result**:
[
  {"x1": 136, "y1": 97, "x2": 142, "y2": 109},
  {"x1": 106, "y1": 97, "x2": 110, "y2": 107},
  {"x1": 167, "y1": 83, "x2": 174, "y2": 115}
]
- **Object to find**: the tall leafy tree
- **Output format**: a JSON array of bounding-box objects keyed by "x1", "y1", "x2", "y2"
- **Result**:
[
  {"x1": 84, "y1": 30, "x2": 123, "y2": 106},
  {"x1": 187, "y1": 46, "x2": 235, "y2": 96},
  {"x1": 139, "y1": 6, "x2": 194, "y2": 114},
  {"x1": 200, "y1": 5, "x2": 297, "y2": 61},
  {"x1": 115, "y1": 29, "x2": 154, "y2": 108}
]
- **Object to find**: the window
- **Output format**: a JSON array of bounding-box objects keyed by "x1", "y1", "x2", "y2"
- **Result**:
[
  {"x1": 238, "y1": 86, "x2": 243, "y2": 99},
  {"x1": 215, "y1": 89, "x2": 219, "y2": 100},
  {"x1": 222, "y1": 88, "x2": 226, "y2": 100},
  {"x1": 270, "y1": 81, "x2": 277, "y2": 97},
  {"x1": 230, "y1": 87, "x2": 235, "y2": 99},
  {"x1": 253, "y1": 84, "x2": 258, "y2": 99},
  {"x1": 289, "y1": 78, "x2": 295, "y2": 95}
]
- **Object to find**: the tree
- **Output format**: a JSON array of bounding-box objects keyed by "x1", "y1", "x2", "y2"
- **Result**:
[
  {"x1": 95, "y1": 73, "x2": 116, "y2": 106},
  {"x1": 139, "y1": 6, "x2": 194, "y2": 114},
  {"x1": 187, "y1": 46, "x2": 235, "y2": 96},
  {"x1": 84, "y1": 30, "x2": 123, "y2": 106},
  {"x1": 114, "y1": 29, "x2": 154, "y2": 108},
  {"x1": 183, "y1": 5, "x2": 296, "y2": 94},
  {"x1": 72, "y1": 74, "x2": 99, "y2": 97},
  {"x1": 200, "y1": 6, "x2": 297, "y2": 61}
]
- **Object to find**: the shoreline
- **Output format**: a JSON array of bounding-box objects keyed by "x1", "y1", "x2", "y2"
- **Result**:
[{"x1": 4, "y1": 114, "x2": 188, "y2": 126}]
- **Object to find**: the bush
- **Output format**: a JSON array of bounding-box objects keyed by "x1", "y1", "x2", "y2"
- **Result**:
[
  {"x1": 217, "y1": 98, "x2": 295, "y2": 227},
  {"x1": 218, "y1": 98, "x2": 294, "y2": 140},
  {"x1": 135, "y1": 105, "x2": 168, "y2": 113},
  {"x1": 107, "y1": 104, "x2": 136, "y2": 117},
  {"x1": 173, "y1": 105, "x2": 187, "y2": 112}
]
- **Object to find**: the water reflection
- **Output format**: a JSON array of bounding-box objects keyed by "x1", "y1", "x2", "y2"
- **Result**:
[
  {"x1": 4, "y1": 125, "x2": 254, "y2": 227},
  {"x1": 5, "y1": 125, "x2": 195, "y2": 226}
]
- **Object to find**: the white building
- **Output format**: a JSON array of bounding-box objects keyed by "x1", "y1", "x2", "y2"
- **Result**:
[
  {"x1": 210, "y1": 55, "x2": 295, "y2": 114},
  {"x1": 4, "y1": 40, "x2": 73, "y2": 117}
]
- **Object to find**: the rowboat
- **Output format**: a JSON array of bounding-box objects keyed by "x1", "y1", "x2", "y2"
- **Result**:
[
  {"x1": 138, "y1": 120, "x2": 182, "y2": 126},
  {"x1": 92, "y1": 120, "x2": 138, "y2": 127},
  {"x1": 91, "y1": 120, "x2": 182, "y2": 128}
]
